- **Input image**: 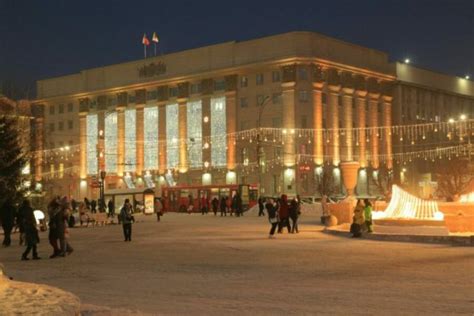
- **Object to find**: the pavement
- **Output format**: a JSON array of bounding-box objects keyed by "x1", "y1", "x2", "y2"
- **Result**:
[{"x1": 0, "y1": 212, "x2": 473, "y2": 315}]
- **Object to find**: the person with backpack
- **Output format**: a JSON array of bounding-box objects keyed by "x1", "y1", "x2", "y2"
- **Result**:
[{"x1": 120, "y1": 199, "x2": 133, "y2": 241}]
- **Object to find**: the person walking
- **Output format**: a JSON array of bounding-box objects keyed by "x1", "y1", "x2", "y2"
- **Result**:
[
  {"x1": 277, "y1": 194, "x2": 291, "y2": 233},
  {"x1": 258, "y1": 197, "x2": 265, "y2": 217},
  {"x1": 57, "y1": 197, "x2": 73, "y2": 257},
  {"x1": 47, "y1": 198, "x2": 61, "y2": 258},
  {"x1": 90, "y1": 199, "x2": 97, "y2": 214},
  {"x1": 200, "y1": 195, "x2": 208, "y2": 215},
  {"x1": 364, "y1": 199, "x2": 373, "y2": 233},
  {"x1": 154, "y1": 198, "x2": 163, "y2": 222},
  {"x1": 107, "y1": 199, "x2": 115, "y2": 219},
  {"x1": 120, "y1": 199, "x2": 133, "y2": 241},
  {"x1": 234, "y1": 193, "x2": 243, "y2": 217},
  {"x1": 220, "y1": 196, "x2": 227, "y2": 216},
  {"x1": 289, "y1": 198, "x2": 300, "y2": 233},
  {"x1": 266, "y1": 198, "x2": 279, "y2": 238},
  {"x1": 351, "y1": 199, "x2": 365, "y2": 238},
  {"x1": 1, "y1": 198, "x2": 16, "y2": 247},
  {"x1": 211, "y1": 197, "x2": 219, "y2": 216},
  {"x1": 21, "y1": 200, "x2": 41, "y2": 261}
]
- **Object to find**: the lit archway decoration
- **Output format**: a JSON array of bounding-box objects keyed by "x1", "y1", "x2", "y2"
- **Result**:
[{"x1": 376, "y1": 185, "x2": 444, "y2": 220}]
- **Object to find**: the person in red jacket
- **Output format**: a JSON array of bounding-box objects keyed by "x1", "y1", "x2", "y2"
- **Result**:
[{"x1": 278, "y1": 194, "x2": 291, "y2": 233}]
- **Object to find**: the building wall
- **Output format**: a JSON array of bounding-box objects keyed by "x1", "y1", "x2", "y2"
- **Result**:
[{"x1": 33, "y1": 31, "x2": 473, "y2": 200}]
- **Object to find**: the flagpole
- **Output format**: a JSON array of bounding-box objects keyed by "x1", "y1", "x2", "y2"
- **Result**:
[
  {"x1": 154, "y1": 43, "x2": 157, "y2": 56},
  {"x1": 144, "y1": 44, "x2": 146, "y2": 59}
]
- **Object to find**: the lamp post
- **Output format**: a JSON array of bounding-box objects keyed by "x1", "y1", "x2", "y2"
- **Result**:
[{"x1": 256, "y1": 95, "x2": 271, "y2": 196}]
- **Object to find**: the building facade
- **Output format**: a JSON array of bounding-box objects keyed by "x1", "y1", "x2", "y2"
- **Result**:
[{"x1": 33, "y1": 31, "x2": 473, "y2": 200}]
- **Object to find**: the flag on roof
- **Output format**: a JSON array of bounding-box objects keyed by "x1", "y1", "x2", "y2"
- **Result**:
[
  {"x1": 142, "y1": 33, "x2": 150, "y2": 46},
  {"x1": 152, "y1": 32, "x2": 159, "y2": 43}
]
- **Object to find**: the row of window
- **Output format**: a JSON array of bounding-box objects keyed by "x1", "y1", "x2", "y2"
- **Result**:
[
  {"x1": 239, "y1": 68, "x2": 309, "y2": 87},
  {"x1": 49, "y1": 103, "x2": 74, "y2": 115},
  {"x1": 49, "y1": 120, "x2": 74, "y2": 132}
]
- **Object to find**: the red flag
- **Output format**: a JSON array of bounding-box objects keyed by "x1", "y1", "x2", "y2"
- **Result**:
[{"x1": 142, "y1": 33, "x2": 150, "y2": 46}]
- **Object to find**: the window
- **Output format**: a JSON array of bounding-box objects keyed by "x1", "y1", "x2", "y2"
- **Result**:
[
  {"x1": 58, "y1": 104, "x2": 64, "y2": 114},
  {"x1": 86, "y1": 114, "x2": 98, "y2": 174},
  {"x1": 67, "y1": 103, "x2": 73, "y2": 112},
  {"x1": 186, "y1": 101, "x2": 202, "y2": 168},
  {"x1": 105, "y1": 112, "x2": 118, "y2": 173},
  {"x1": 166, "y1": 104, "x2": 179, "y2": 169},
  {"x1": 322, "y1": 93, "x2": 327, "y2": 104},
  {"x1": 272, "y1": 71, "x2": 281, "y2": 82},
  {"x1": 59, "y1": 163, "x2": 64, "y2": 179},
  {"x1": 147, "y1": 90, "x2": 158, "y2": 100},
  {"x1": 68, "y1": 120, "x2": 73, "y2": 129},
  {"x1": 49, "y1": 105, "x2": 55, "y2": 115},
  {"x1": 256, "y1": 73, "x2": 264, "y2": 85},
  {"x1": 301, "y1": 116, "x2": 307, "y2": 128},
  {"x1": 210, "y1": 97, "x2": 227, "y2": 167},
  {"x1": 49, "y1": 123, "x2": 55, "y2": 132},
  {"x1": 240, "y1": 76, "x2": 248, "y2": 88},
  {"x1": 299, "y1": 90, "x2": 309, "y2": 103},
  {"x1": 240, "y1": 97, "x2": 248, "y2": 108},
  {"x1": 128, "y1": 95, "x2": 136, "y2": 103},
  {"x1": 272, "y1": 93, "x2": 282, "y2": 104},
  {"x1": 272, "y1": 117, "x2": 282, "y2": 128},
  {"x1": 214, "y1": 79, "x2": 225, "y2": 91},
  {"x1": 190, "y1": 83, "x2": 202, "y2": 94},
  {"x1": 169, "y1": 87, "x2": 178, "y2": 98},
  {"x1": 144, "y1": 107, "x2": 159, "y2": 170},
  {"x1": 124, "y1": 109, "x2": 136, "y2": 171},
  {"x1": 58, "y1": 122, "x2": 64, "y2": 131},
  {"x1": 256, "y1": 95, "x2": 265, "y2": 106},
  {"x1": 298, "y1": 68, "x2": 308, "y2": 80}
]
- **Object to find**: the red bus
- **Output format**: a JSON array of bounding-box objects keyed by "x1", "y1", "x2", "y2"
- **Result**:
[{"x1": 161, "y1": 184, "x2": 258, "y2": 213}]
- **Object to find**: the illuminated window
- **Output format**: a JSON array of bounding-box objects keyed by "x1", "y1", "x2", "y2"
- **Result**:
[
  {"x1": 105, "y1": 112, "x2": 117, "y2": 173},
  {"x1": 211, "y1": 97, "x2": 226, "y2": 167},
  {"x1": 124, "y1": 109, "x2": 136, "y2": 172},
  {"x1": 187, "y1": 100, "x2": 202, "y2": 168},
  {"x1": 166, "y1": 103, "x2": 179, "y2": 169},
  {"x1": 86, "y1": 114, "x2": 98, "y2": 175},
  {"x1": 59, "y1": 163, "x2": 64, "y2": 179},
  {"x1": 144, "y1": 107, "x2": 159, "y2": 170}
]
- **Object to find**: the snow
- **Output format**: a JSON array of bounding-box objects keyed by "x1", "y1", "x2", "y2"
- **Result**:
[{"x1": 1, "y1": 211, "x2": 473, "y2": 315}]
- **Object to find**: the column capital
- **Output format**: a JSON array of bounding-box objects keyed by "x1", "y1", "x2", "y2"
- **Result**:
[
  {"x1": 312, "y1": 82, "x2": 325, "y2": 90},
  {"x1": 328, "y1": 84, "x2": 341, "y2": 93},
  {"x1": 382, "y1": 95, "x2": 393, "y2": 103},
  {"x1": 342, "y1": 87, "x2": 354, "y2": 95},
  {"x1": 224, "y1": 90, "x2": 237, "y2": 97},
  {"x1": 177, "y1": 97, "x2": 188, "y2": 104},
  {"x1": 135, "y1": 103, "x2": 145, "y2": 109},
  {"x1": 355, "y1": 90, "x2": 368, "y2": 98},
  {"x1": 368, "y1": 92, "x2": 380, "y2": 100},
  {"x1": 281, "y1": 81, "x2": 296, "y2": 90}
]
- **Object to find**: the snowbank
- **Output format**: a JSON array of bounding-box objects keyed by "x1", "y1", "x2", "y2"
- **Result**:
[{"x1": 0, "y1": 265, "x2": 81, "y2": 315}]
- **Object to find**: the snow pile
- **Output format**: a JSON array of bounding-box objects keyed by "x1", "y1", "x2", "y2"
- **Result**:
[{"x1": 0, "y1": 265, "x2": 81, "y2": 315}]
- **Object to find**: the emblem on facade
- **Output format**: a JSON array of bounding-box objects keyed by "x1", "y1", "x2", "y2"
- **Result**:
[{"x1": 138, "y1": 62, "x2": 167, "y2": 78}]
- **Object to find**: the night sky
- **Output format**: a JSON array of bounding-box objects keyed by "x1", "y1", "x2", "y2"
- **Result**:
[{"x1": 0, "y1": 0, "x2": 473, "y2": 99}]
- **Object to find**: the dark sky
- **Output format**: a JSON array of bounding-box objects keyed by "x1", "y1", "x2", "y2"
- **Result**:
[{"x1": 0, "y1": 0, "x2": 473, "y2": 99}]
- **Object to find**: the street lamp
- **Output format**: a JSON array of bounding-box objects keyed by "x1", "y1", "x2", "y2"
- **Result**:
[{"x1": 256, "y1": 95, "x2": 271, "y2": 196}]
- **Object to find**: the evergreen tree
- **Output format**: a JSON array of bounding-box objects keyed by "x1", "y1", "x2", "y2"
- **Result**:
[{"x1": 0, "y1": 115, "x2": 29, "y2": 206}]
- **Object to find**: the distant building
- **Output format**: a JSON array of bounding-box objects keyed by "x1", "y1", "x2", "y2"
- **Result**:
[{"x1": 32, "y1": 31, "x2": 473, "y2": 200}]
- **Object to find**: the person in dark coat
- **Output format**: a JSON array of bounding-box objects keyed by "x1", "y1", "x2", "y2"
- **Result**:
[
  {"x1": 1, "y1": 198, "x2": 15, "y2": 247},
  {"x1": 21, "y1": 200, "x2": 41, "y2": 260},
  {"x1": 211, "y1": 197, "x2": 219, "y2": 216},
  {"x1": 84, "y1": 197, "x2": 91, "y2": 210},
  {"x1": 220, "y1": 196, "x2": 227, "y2": 216},
  {"x1": 234, "y1": 193, "x2": 243, "y2": 217},
  {"x1": 120, "y1": 199, "x2": 133, "y2": 241},
  {"x1": 289, "y1": 198, "x2": 300, "y2": 233},
  {"x1": 266, "y1": 198, "x2": 279, "y2": 238},
  {"x1": 107, "y1": 199, "x2": 115, "y2": 218},
  {"x1": 48, "y1": 198, "x2": 61, "y2": 258},
  {"x1": 258, "y1": 197, "x2": 265, "y2": 217},
  {"x1": 90, "y1": 199, "x2": 97, "y2": 214},
  {"x1": 57, "y1": 197, "x2": 74, "y2": 256},
  {"x1": 277, "y1": 194, "x2": 291, "y2": 233}
]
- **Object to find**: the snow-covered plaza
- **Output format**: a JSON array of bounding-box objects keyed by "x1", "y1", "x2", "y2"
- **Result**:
[{"x1": 1, "y1": 211, "x2": 473, "y2": 315}]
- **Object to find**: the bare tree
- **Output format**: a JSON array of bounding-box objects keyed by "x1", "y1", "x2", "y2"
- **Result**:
[
  {"x1": 435, "y1": 158, "x2": 473, "y2": 201},
  {"x1": 372, "y1": 165, "x2": 393, "y2": 200},
  {"x1": 316, "y1": 163, "x2": 339, "y2": 198}
]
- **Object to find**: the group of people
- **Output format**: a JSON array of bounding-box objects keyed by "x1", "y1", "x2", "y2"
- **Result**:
[
  {"x1": 186, "y1": 194, "x2": 244, "y2": 217},
  {"x1": 264, "y1": 194, "x2": 301, "y2": 238},
  {"x1": 350, "y1": 199, "x2": 373, "y2": 238}
]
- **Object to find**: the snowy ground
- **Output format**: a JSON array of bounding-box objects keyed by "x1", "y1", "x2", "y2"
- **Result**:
[{"x1": 1, "y1": 210, "x2": 473, "y2": 315}]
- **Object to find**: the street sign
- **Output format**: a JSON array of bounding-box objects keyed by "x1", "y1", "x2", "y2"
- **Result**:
[{"x1": 90, "y1": 181, "x2": 100, "y2": 188}]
